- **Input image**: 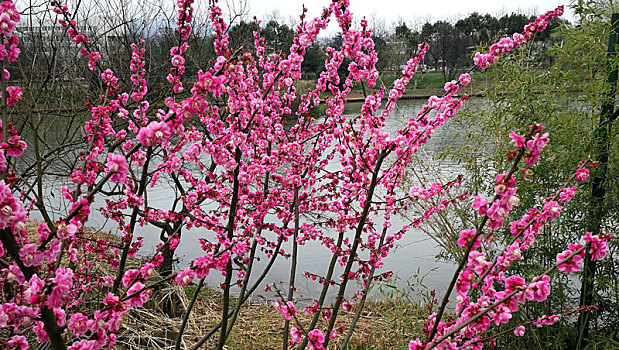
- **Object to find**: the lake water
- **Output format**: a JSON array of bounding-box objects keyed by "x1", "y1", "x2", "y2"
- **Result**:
[{"x1": 31, "y1": 98, "x2": 479, "y2": 303}]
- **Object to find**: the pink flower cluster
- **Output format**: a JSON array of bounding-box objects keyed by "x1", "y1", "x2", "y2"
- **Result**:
[
  {"x1": 474, "y1": 6, "x2": 564, "y2": 69},
  {"x1": 105, "y1": 153, "x2": 129, "y2": 183},
  {"x1": 0, "y1": 1, "x2": 22, "y2": 103},
  {"x1": 53, "y1": 1, "x2": 103, "y2": 72},
  {"x1": 137, "y1": 121, "x2": 172, "y2": 147},
  {"x1": 556, "y1": 232, "x2": 612, "y2": 273},
  {"x1": 0, "y1": 180, "x2": 25, "y2": 233},
  {"x1": 415, "y1": 121, "x2": 607, "y2": 348},
  {"x1": 275, "y1": 300, "x2": 297, "y2": 320}
]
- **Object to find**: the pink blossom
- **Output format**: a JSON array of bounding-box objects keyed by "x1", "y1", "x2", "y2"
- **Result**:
[
  {"x1": 539, "y1": 200, "x2": 561, "y2": 221},
  {"x1": 556, "y1": 249, "x2": 582, "y2": 273},
  {"x1": 1, "y1": 1, "x2": 20, "y2": 22},
  {"x1": 0, "y1": 149, "x2": 6, "y2": 171},
  {"x1": 514, "y1": 325, "x2": 526, "y2": 337},
  {"x1": 56, "y1": 221, "x2": 78, "y2": 239},
  {"x1": 583, "y1": 232, "x2": 609, "y2": 260},
  {"x1": 175, "y1": 268, "x2": 195, "y2": 285},
  {"x1": 275, "y1": 300, "x2": 297, "y2": 320},
  {"x1": 525, "y1": 132, "x2": 549, "y2": 165},
  {"x1": 19, "y1": 243, "x2": 44, "y2": 267},
  {"x1": 491, "y1": 306, "x2": 512, "y2": 325},
  {"x1": 409, "y1": 338, "x2": 424, "y2": 350},
  {"x1": 524, "y1": 275, "x2": 551, "y2": 302},
  {"x1": 7, "y1": 335, "x2": 27, "y2": 350},
  {"x1": 126, "y1": 282, "x2": 149, "y2": 306},
  {"x1": 0, "y1": 180, "x2": 26, "y2": 232},
  {"x1": 290, "y1": 327, "x2": 303, "y2": 343},
  {"x1": 457, "y1": 229, "x2": 479, "y2": 248},
  {"x1": 6, "y1": 86, "x2": 22, "y2": 105},
  {"x1": 195, "y1": 70, "x2": 227, "y2": 97},
  {"x1": 140, "y1": 263, "x2": 156, "y2": 278},
  {"x1": 307, "y1": 329, "x2": 325, "y2": 350},
  {"x1": 575, "y1": 168, "x2": 589, "y2": 182},
  {"x1": 558, "y1": 186, "x2": 577, "y2": 203},
  {"x1": 444, "y1": 80, "x2": 459, "y2": 94},
  {"x1": 0, "y1": 12, "x2": 15, "y2": 35},
  {"x1": 171, "y1": 54, "x2": 185, "y2": 68},
  {"x1": 28, "y1": 274, "x2": 45, "y2": 304},
  {"x1": 1, "y1": 135, "x2": 27, "y2": 156},
  {"x1": 472, "y1": 195, "x2": 488, "y2": 215},
  {"x1": 509, "y1": 132, "x2": 526, "y2": 149},
  {"x1": 105, "y1": 153, "x2": 129, "y2": 183},
  {"x1": 47, "y1": 268, "x2": 74, "y2": 308},
  {"x1": 88, "y1": 52, "x2": 101, "y2": 71},
  {"x1": 122, "y1": 269, "x2": 140, "y2": 288},
  {"x1": 34, "y1": 321, "x2": 50, "y2": 342},
  {"x1": 504, "y1": 275, "x2": 526, "y2": 294},
  {"x1": 137, "y1": 121, "x2": 172, "y2": 146},
  {"x1": 68, "y1": 313, "x2": 89, "y2": 337},
  {"x1": 68, "y1": 340, "x2": 101, "y2": 350},
  {"x1": 459, "y1": 73, "x2": 471, "y2": 86}
]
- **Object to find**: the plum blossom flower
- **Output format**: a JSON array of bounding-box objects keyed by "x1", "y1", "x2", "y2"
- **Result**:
[
  {"x1": 583, "y1": 232, "x2": 610, "y2": 260},
  {"x1": 7, "y1": 336, "x2": 27, "y2": 350},
  {"x1": 47, "y1": 268, "x2": 74, "y2": 308},
  {"x1": 68, "y1": 313, "x2": 89, "y2": 337},
  {"x1": 174, "y1": 268, "x2": 195, "y2": 285},
  {"x1": 88, "y1": 52, "x2": 100, "y2": 71},
  {"x1": 514, "y1": 325, "x2": 526, "y2": 337},
  {"x1": 409, "y1": 338, "x2": 424, "y2": 350},
  {"x1": 1, "y1": 1, "x2": 20, "y2": 22},
  {"x1": 1, "y1": 135, "x2": 27, "y2": 156},
  {"x1": 56, "y1": 221, "x2": 78, "y2": 239},
  {"x1": 105, "y1": 153, "x2": 129, "y2": 183},
  {"x1": 556, "y1": 249, "x2": 582, "y2": 273},
  {"x1": 307, "y1": 329, "x2": 325, "y2": 350},
  {"x1": 275, "y1": 301, "x2": 297, "y2": 320},
  {"x1": 472, "y1": 195, "x2": 488, "y2": 215},
  {"x1": 196, "y1": 70, "x2": 227, "y2": 97},
  {"x1": 171, "y1": 54, "x2": 185, "y2": 68},
  {"x1": 290, "y1": 327, "x2": 303, "y2": 343},
  {"x1": 444, "y1": 80, "x2": 459, "y2": 94},
  {"x1": 524, "y1": 275, "x2": 551, "y2": 302},
  {"x1": 0, "y1": 12, "x2": 15, "y2": 35},
  {"x1": 126, "y1": 282, "x2": 149, "y2": 306},
  {"x1": 575, "y1": 168, "x2": 589, "y2": 182},
  {"x1": 137, "y1": 121, "x2": 172, "y2": 146},
  {"x1": 509, "y1": 132, "x2": 526, "y2": 149},
  {"x1": 6, "y1": 86, "x2": 22, "y2": 105},
  {"x1": 0, "y1": 180, "x2": 26, "y2": 232},
  {"x1": 459, "y1": 73, "x2": 471, "y2": 86},
  {"x1": 457, "y1": 229, "x2": 480, "y2": 248},
  {"x1": 19, "y1": 243, "x2": 44, "y2": 267},
  {"x1": 0, "y1": 149, "x2": 5, "y2": 171},
  {"x1": 558, "y1": 186, "x2": 577, "y2": 203},
  {"x1": 525, "y1": 132, "x2": 549, "y2": 165}
]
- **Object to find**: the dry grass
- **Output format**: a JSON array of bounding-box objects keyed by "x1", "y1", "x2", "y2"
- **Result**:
[{"x1": 114, "y1": 283, "x2": 427, "y2": 349}]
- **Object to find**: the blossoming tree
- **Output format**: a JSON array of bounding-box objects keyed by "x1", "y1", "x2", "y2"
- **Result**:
[{"x1": 0, "y1": 0, "x2": 613, "y2": 349}]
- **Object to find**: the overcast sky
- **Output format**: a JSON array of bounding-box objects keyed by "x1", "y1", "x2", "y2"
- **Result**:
[{"x1": 242, "y1": 0, "x2": 573, "y2": 34}]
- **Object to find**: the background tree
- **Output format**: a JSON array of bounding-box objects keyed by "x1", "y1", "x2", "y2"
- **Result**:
[{"x1": 420, "y1": 20, "x2": 469, "y2": 81}]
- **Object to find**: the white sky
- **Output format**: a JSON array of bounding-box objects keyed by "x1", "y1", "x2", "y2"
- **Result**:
[{"x1": 243, "y1": 0, "x2": 574, "y2": 34}]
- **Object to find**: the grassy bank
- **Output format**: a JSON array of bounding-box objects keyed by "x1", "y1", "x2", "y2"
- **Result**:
[
  {"x1": 120, "y1": 284, "x2": 429, "y2": 349},
  {"x1": 305, "y1": 71, "x2": 488, "y2": 102}
]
